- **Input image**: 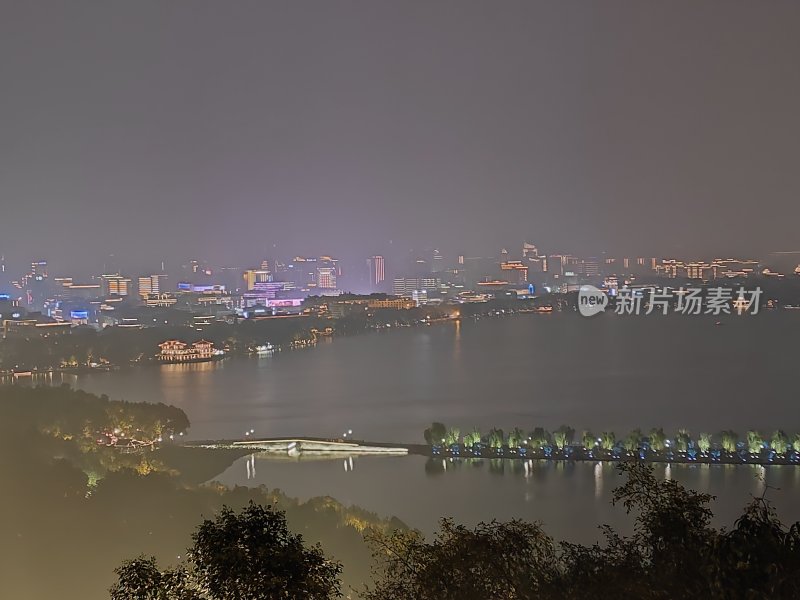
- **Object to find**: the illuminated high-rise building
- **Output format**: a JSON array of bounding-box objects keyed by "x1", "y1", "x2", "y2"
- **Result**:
[
  {"x1": 100, "y1": 274, "x2": 131, "y2": 297},
  {"x1": 367, "y1": 256, "x2": 385, "y2": 288},
  {"x1": 392, "y1": 276, "x2": 440, "y2": 296},
  {"x1": 500, "y1": 260, "x2": 529, "y2": 284},
  {"x1": 243, "y1": 269, "x2": 272, "y2": 291},
  {"x1": 30, "y1": 260, "x2": 48, "y2": 281},
  {"x1": 432, "y1": 249, "x2": 444, "y2": 273},
  {"x1": 314, "y1": 256, "x2": 340, "y2": 290},
  {"x1": 138, "y1": 274, "x2": 167, "y2": 299},
  {"x1": 522, "y1": 242, "x2": 539, "y2": 258},
  {"x1": 316, "y1": 266, "x2": 337, "y2": 289}
]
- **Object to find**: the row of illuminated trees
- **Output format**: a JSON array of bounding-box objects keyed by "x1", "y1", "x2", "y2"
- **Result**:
[{"x1": 423, "y1": 422, "x2": 800, "y2": 455}]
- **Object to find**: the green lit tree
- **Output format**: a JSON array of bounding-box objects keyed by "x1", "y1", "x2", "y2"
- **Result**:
[
  {"x1": 623, "y1": 429, "x2": 643, "y2": 454},
  {"x1": 649, "y1": 428, "x2": 667, "y2": 453},
  {"x1": 529, "y1": 427, "x2": 550, "y2": 449},
  {"x1": 507, "y1": 427, "x2": 525, "y2": 449},
  {"x1": 581, "y1": 430, "x2": 596, "y2": 450},
  {"x1": 487, "y1": 428, "x2": 505, "y2": 449},
  {"x1": 675, "y1": 429, "x2": 692, "y2": 453},
  {"x1": 792, "y1": 433, "x2": 800, "y2": 453},
  {"x1": 746, "y1": 430, "x2": 764, "y2": 455},
  {"x1": 553, "y1": 425, "x2": 574, "y2": 450},
  {"x1": 444, "y1": 427, "x2": 461, "y2": 446},
  {"x1": 770, "y1": 430, "x2": 789, "y2": 455},
  {"x1": 600, "y1": 431, "x2": 616, "y2": 452},
  {"x1": 697, "y1": 432, "x2": 712, "y2": 454},
  {"x1": 721, "y1": 430, "x2": 738, "y2": 454},
  {"x1": 463, "y1": 428, "x2": 481, "y2": 448}
]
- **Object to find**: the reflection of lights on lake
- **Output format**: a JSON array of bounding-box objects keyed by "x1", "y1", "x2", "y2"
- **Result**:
[
  {"x1": 245, "y1": 454, "x2": 256, "y2": 480},
  {"x1": 755, "y1": 465, "x2": 766, "y2": 495},
  {"x1": 594, "y1": 462, "x2": 603, "y2": 498}
]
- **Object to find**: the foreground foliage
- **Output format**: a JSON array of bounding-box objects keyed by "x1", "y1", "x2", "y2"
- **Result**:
[
  {"x1": 111, "y1": 503, "x2": 342, "y2": 600},
  {"x1": 365, "y1": 462, "x2": 800, "y2": 599},
  {"x1": 108, "y1": 462, "x2": 800, "y2": 599}
]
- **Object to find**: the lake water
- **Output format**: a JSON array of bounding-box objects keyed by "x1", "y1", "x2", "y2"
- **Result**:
[
  {"x1": 214, "y1": 453, "x2": 800, "y2": 543},
  {"x1": 73, "y1": 312, "x2": 800, "y2": 538}
]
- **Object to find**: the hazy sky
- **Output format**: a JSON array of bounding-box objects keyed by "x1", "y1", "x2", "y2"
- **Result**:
[{"x1": 1, "y1": 1, "x2": 799, "y2": 276}]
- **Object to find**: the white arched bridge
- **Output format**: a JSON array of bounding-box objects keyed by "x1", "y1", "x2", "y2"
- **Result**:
[{"x1": 185, "y1": 436, "x2": 411, "y2": 457}]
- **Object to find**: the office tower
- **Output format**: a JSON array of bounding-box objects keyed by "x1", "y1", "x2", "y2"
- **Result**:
[
  {"x1": 522, "y1": 242, "x2": 539, "y2": 258},
  {"x1": 138, "y1": 274, "x2": 168, "y2": 299},
  {"x1": 100, "y1": 273, "x2": 132, "y2": 297},
  {"x1": 243, "y1": 269, "x2": 272, "y2": 291},
  {"x1": 30, "y1": 260, "x2": 48, "y2": 281},
  {"x1": 432, "y1": 249, "x2": 444, "y2": 273},
  {"x1": 392, "y1": 276, "x2": 440, "y2": 296},
  {"x1": 316, "y1": 266, "x2": 337, "y2": 289},
  {"x1": 367, "y1": 256, "x2": 385, "y2": 289},
  {"x1": 500, "y1": 260, "x2": 529, "y2": 284}
]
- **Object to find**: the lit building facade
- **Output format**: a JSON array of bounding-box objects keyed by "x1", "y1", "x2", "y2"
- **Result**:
[
  {"x1": 500, "y1": 260, "x2": 529, "y2": 284},
  {"x1": 101, "y1": 274, "x2": 132, "y2": 297},
  {"x1": 243, "y1": 269, "x2": 272, "y2": 291},
  {"x1": 316, "y1": 266, "x2": 337, "y2": 289},
  {"x1": 367, "y1": 297, "x2": 416, "y2": 310},
  {"x1": 138, "y1": 274, "x2": 167, "y2": 299},
  {"x1": 367, "y1": 256, "x2": 385, "y2": 288},
  {"x1": 392, "y1": 277, "x2": 440, "y2": 296},
  {"x1": 157, "y1": 339, "x2": 215, "y2": 362}
]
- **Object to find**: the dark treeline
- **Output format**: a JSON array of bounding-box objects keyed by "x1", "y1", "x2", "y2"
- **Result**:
[
  {"x1": 0, "y1": 297, "x2": 534, "y2": 371},
  {"x1": 0, "y1": 385, "x2": 402, "y2": 599},
  {"x1": 0, "y1": 317, "x2": 329, "y2": 371}
]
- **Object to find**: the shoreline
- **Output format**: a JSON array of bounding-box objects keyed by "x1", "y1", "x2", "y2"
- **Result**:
[{"x1": 183, "y1": 437, "x2": 800, "y2": 468}]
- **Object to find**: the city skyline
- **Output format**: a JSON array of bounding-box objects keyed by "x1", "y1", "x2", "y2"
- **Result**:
[{"x1": 3, "y1": 242, "x2": 800, "y2": 283}]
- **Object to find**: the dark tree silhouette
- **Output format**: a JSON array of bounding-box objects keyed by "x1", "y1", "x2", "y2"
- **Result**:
[
  {"x1": 110, "y1": 502, "x2": 342, "y2": 600},
  {"x1": 366, "y1": 463, "x2": 800, "y2": 600},
  {"x1": 365, "y1": 519, "x2": 557, "y2": 600}
]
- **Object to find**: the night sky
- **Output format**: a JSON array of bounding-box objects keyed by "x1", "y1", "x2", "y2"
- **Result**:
[{"x1": 1, "y1": 1, "x2": 799, "y2": 276}]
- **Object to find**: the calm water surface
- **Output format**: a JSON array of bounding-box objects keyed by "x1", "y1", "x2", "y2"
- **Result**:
[
  {"x1": 76, "y1": 313, "x2": 797, "y2": 442},
  {"x1": 214, "y1": 454, "x2": 800, "y2": 542},
  {"x1": 73, "y1": 312, "x2": 800, "y2": 537}
]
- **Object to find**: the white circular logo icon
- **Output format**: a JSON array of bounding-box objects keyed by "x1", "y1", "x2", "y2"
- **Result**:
[{"x1": 578, "y1": 285, "x2": 608, "y2": 317}]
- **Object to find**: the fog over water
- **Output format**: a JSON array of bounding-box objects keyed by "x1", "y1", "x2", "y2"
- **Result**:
[
  {"x1": 69, "y1": 312, "x2": 800, "y2": 538},
  {"x1": 76, "y1": 313, "x2": 797, "y2": 442}
]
